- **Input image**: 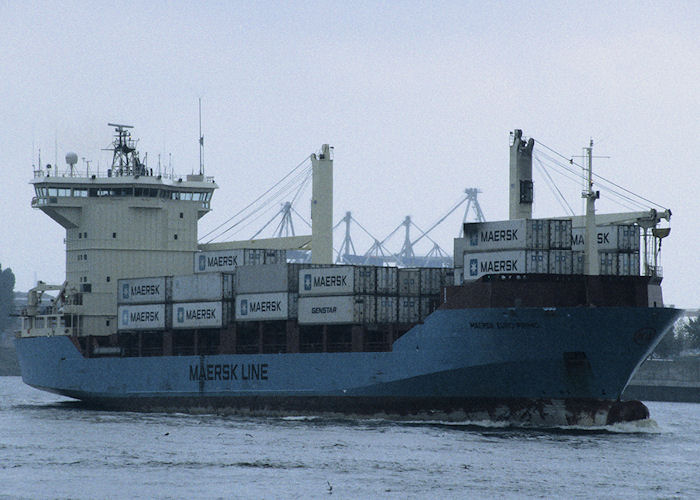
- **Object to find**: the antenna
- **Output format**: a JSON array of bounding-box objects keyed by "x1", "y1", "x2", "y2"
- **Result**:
[{"x1": 198, "y1": 98, "x2": 204, "y2": 175}]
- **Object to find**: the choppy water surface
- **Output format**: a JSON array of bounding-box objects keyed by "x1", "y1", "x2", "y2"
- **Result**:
[{"x1": 1, "y1": 377, "x2": 699, "y2": 499}]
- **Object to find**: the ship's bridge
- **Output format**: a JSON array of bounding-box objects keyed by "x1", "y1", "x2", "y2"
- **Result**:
[{"x1": 31, "y1": 170, "x2": 216, "y2": 223}]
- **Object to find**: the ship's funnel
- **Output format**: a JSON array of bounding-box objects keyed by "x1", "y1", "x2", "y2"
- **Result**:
[{"x1": 509, "y1": 129, "x2": 534, "y2": 220}]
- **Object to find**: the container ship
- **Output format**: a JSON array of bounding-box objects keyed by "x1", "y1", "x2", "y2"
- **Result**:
[{"x1": 15, "y1": 126, "x2": 680, "y2": 425}]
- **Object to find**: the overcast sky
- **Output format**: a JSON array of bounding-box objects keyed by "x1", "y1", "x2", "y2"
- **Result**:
[{"x1": 0, "y1": 1, "x2": 697, "y2": 307}]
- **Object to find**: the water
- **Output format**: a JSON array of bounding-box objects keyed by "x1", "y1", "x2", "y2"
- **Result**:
[{"x1": 1, "y1": 377, "x2": 699, "y2": 499}]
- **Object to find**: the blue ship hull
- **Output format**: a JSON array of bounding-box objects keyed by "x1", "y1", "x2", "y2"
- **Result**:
[{"x1": 16, "y1": 306, "x2": 680, "y2": 418}]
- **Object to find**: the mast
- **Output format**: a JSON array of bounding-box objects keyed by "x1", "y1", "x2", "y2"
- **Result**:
[
  {"x1": 582, "y1": 139, "x2": 600, "y2": 275},
  {"x1": 199, "y1": 98, "x2": 204, "y2": 175}
]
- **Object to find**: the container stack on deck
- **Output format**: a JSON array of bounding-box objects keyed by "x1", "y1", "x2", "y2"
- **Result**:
[
  {"x1": 571, "y1": 224, "x2": 640, "y2": 275},
  {"x1": 455, "y1": 219, "x2": 572, "y2": 283},
  {"x1": 115, "y1": 251, "x2": 453, "y2": 355},
  {"x1": 454, "y1": 219, "x2": 641, "y2": 283}
]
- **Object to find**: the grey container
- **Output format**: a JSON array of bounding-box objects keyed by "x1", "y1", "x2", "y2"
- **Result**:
[
  {"x1": 376, "y1": 266, "x2": 398, "y2": 294},
  {"x1": 617, "y1": 225, "x2": 640, "y2": 252},
  {"x1": 549, "y1": 219, "x2": 573, "y2": 250},
  {"x1": 398, "y1": 296, "x2": 420, "y2": 323},
  {"x1": 618, "y1": 252, "x2": 640, "y2": 276},
  {"x1": 419, "y1": 268, "x2": 454, "y2": 294},
  {"x1": 572, "y1": 251, "x2": 585, "y2": 275},
  {"x1": 235, "y1": 263, "x2": 293, "y2": 294},
  {"x1": 264, "y1": 249, "x2": 287, "y2": 264},
  {"x1": 600, "y1": 252, "x2": 619, "y2": 275},
  {"x1": 398, "y1": 268, "x2": 421, "y2": 296},
  {"x1": 548, "y1": 250, "x2": 573, "y2": 275},
  {"x1": 171, "y1": 273, "x2": 233, "y2": 302},
  {"x1": 376, "y1": 295, "x2": 398, "y2": 323},
  {"x1": 420, "y1": 296, "x2": 442, "y2": 321}
]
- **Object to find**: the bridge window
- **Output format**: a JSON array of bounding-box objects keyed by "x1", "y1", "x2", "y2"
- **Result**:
[{"x1": 73, "y1": 188, "x2": 88, "y2": 197}]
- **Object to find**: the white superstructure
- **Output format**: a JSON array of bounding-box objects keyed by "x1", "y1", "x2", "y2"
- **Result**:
[{"x1": 29, "y1": 124, "x2": 217, "y2": 336}]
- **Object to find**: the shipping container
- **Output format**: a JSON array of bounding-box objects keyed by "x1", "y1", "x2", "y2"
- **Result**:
[
  {"x1": 234, "y1": 292, "x2": 295, "y2": 321},
  {"x1": 548, "y1": 250, "x2": 574, "y2": 275},
  {"x1": 548, "y1": 219, "x2": 573, "y2": 250},
  {"x1": 243, "y1": 248, "x2": 265, "y2": 266},
  {"x1": 376, "y1": 267, "x2": 398, "y2": 294},
  {"x1": 171, "y1": 273, "x2": 233, "y2": 302},
  {"x1": 419, "y1": 268, "x2": 454, "y2": 294},
  {"x1": 599, "y1": 252, "x2": 618, "y2": 275},
  {"x1": 618, "y1": 252, "x2": 640, "y2": 276},
  {"x1": 118, "y1": 303, "x2": 166, "y2": 330},
  {"x1": 298, "y1": 266, "x2": 376, "y2": 296},
  {"x1": 617, "y1": 225, "x2": 640, "y2": 251},
  {"x1": 398, "y1": 268, "x2": 421, "y2": 296},
  {"x1": 463, "y1": 250, "x2": 548, "y2": 280},
  {"x1": 453, "y1": 237, "x2": 469, "y2": 269},
  {"x1": 376, "y1": 296, "x2": 398, "y2": 323},
  {"x1": 194, "y1": 249, "x2": 244, "y2": 273},
  {"x1": 298, "y1": 295, "x2": 375, "y2": 324},
  {"x1": 420, "y1": 296, "x2": 442, "y2": 321},
  {"x1": 117, "y1": 276, "x2": 168, "y2": 304},
  {"x1": 398, "y1": 296, "x2": 420, "y2": 323},
  {"x1": 263, "y1": 249, "x2": 287, "y2": 265},
  {"x1": 172, "y1": 301, "x2": 225, "y2": 329},
  {"x1": 573, "y1": 251, "x2": 585, "y2": 275},
  {"x1": 235, "y1": 263, "x2": 293, "y2": 294},
  {"x1": 571, "y1": 225, "x2": 639, "y2": 252},
  {"x1": 462, "y1": 219, "x2": 550, "y2": 251}
]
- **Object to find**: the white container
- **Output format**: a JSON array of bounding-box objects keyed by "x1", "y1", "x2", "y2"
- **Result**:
[
  {"x1": 172, "y1": 301, "x2": 223, "y2": 329},
  {"x1": 172, "y1": 273, "x2": 233, "y2": 302},
  {"x1": 548, "y1": 250, "x2": 573, "y2": 275},
  {"x1": 398, "y1": 296, "x2": 420, "y2": 323},
  {"x1": 398, "y1": 269, "x2": 421, "y2": 296},
  {"x1": 195, "y1": 249, "x2": 244, "y2": 273},
  {"x1": 571, "y1": 226, "x2": 617, "y2": 251},
  {"x1": 376, "y1": 296, "x2": 398, "y2": 323},
  {"x1": 463, "y1": 219, "x2": 550, "y2": 251},
  {"x1": 235, "y1": 292, "x2": 293, "y2": 321},
  {"x1": 376, "y1": 267, "x2": 398, "y2": 294},
  {"x1": 463, "y1": 250, "x2": 548, "y2": 280},
  {"x1": 118, "y1": 303, "x2": 166, "y2": 330},
  {"x1": 299, "y1": 266, "x2": 376, "y2": 296},
  {"x1": 571, "y1": 225, "x2": 638, "y2": 252},
  {"x1": 118, "y1": 276, "x2": 168, "y2": 304},
  {"x1": 298, "y1": 295, "x2": 374, "y2": 324}
]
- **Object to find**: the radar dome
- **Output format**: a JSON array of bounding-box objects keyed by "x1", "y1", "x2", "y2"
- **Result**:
[{"x1": 65, "y1": 152, "x2": 78, "y2": 166}]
